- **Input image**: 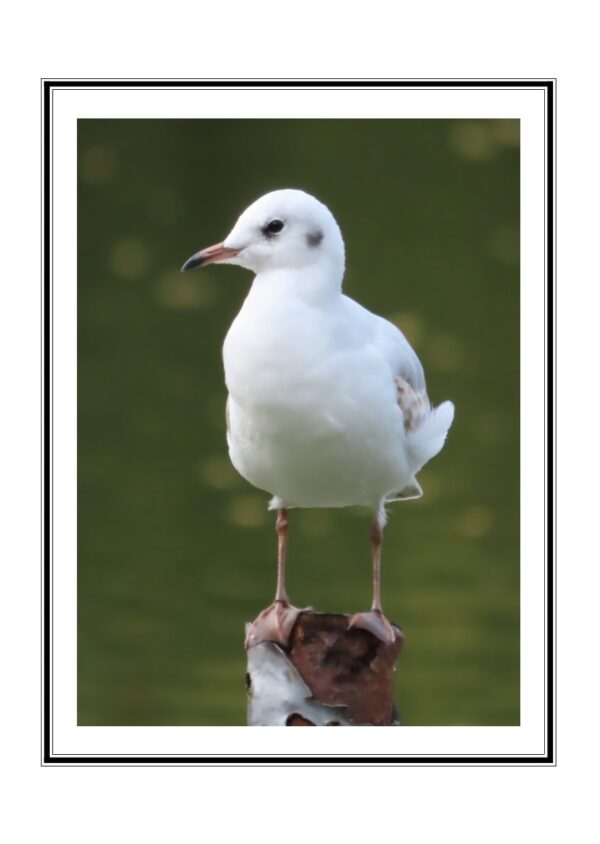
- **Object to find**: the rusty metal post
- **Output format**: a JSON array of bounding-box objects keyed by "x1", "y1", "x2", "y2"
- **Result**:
[{"x1": 246, "y1": 611, "x2": 403, "y2": 726}]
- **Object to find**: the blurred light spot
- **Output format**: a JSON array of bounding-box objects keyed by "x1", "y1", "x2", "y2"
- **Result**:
[
  {"x1": 388, "y1": 311, "x2": 423, "y2": 346},
  {"x1": 80, "y1": 145, "x2": 117, "y2": 184},
  {"x1": 427, "y1": 333, "x2": 464, "y2": 372},
  {"x1": 110, "y1": 238, "x2": 148, "y2": 280},
  {"x1": 297, "y1": 510, "x2": 333, "y2": 538},
  {"x1": 492, "y1": 119, "x2": 520, "y2": 147},
  {"x1": 449, "y1": 122, "x2": 495, "y2": 161},
  {"x1": 488, "y1": 225, "x2": 519, "y2": 265},
  {"x1": 197, "y1": 456, "x2": 239, "y2": 491},
  {"x1": 227, "y1": 495, "x2": 267, "y2": 528},
  {"x1": 156, "y1": 271, "x2": 218, "y2": 309},
  {"x1": 458, "y1": 506, "x2": 493, "y2": 538}
]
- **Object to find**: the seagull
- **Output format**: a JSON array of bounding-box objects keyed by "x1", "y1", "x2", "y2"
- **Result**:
[{"x1": 182, "y1": 189, "x2": 454, "y2": 648}]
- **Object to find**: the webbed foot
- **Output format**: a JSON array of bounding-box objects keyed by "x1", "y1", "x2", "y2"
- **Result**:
[
  {"x1": 348, "y1": 610, "x2": 400, "y2": 645},
  {"x1": 244, "y1": 601, "x2": 303, "y2": 650}
]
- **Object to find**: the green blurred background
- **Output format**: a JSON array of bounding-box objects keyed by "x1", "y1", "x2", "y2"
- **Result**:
[{"x1": 77, "y1": 119, "x2": 519, "y2": 726}]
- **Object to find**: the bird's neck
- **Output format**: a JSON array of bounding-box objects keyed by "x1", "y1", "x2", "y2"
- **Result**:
[{"x1": 250, "y1": 261, "x2": 344, "y2": 308}]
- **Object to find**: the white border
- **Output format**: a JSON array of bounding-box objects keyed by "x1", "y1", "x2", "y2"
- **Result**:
[{"x1": 48, "y1": 84, "x2": 548, "y2": 760}]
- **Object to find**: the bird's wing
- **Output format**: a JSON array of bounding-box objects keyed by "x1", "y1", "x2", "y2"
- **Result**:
[
  {"x1": 371, "y1": 310, "x2": 454, "y2": 476},
  {"x1": 339, "y1": 296, "x2": 454, "y2": 471},
  {"x1": 371, "y1": 313, "x2": 431, "y2": 431}
]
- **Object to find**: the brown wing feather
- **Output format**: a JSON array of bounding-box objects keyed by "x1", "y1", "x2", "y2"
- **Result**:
[{"x1": 395, "y1": 375, "x2": 431, "y2": 432}]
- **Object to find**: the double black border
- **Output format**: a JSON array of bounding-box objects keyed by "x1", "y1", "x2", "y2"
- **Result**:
[{"x1": 42, "y1": 78, "x2": 555, "y2": 766}]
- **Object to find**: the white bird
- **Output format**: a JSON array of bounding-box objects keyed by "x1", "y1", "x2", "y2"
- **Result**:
[{"x1": 182, "y1": 189, "x2": 454, "y2": 648}]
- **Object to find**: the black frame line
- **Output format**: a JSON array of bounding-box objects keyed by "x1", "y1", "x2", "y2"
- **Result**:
[{"x1": 42, "y1": 78, "x2": 556, "y2": 766}]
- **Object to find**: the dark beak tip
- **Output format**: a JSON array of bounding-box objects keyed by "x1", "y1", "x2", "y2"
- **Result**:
[{"x1": 181, "y1": 255, "x2": 203, "y2": 272}]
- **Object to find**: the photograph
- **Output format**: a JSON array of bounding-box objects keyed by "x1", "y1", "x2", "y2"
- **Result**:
[{"x1": 76, "y1": 114, "x2": 520, "y2": 729}]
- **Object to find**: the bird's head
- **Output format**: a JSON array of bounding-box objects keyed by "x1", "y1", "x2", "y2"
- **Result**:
[{"x1": 181, "y1": 189, "x2": 345, "y2": 281}]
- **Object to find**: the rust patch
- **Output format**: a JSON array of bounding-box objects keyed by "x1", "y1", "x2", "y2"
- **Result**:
[
  {"x1": 287, "y1": 612, "x2": 404, "y2": 726},
  {"x1": 286, "y1": 713, "x2": 316, "y2": 726}
]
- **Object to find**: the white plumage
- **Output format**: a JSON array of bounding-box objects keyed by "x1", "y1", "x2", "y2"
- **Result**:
[{"x1": 182, "y1": 189, "x2": 454, "y2": 646}]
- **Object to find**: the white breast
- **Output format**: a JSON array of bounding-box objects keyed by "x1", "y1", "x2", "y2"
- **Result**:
[{"x1": 222, "y1": 281, "x2": 413, "y2": 508}]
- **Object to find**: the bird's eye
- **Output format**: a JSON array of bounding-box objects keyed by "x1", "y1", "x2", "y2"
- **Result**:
[{"x1": 264, "y1": 219, "x2": 284, "y2": 235}]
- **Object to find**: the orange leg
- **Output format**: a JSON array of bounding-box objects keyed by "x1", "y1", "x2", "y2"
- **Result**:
[
  {"x1": 274, "y1": 508, "x2": 289, "y2": 603},
  {"x1": 244, "y1": 509, "x2": 303, "y2": 650},
  {"x1": 348, "y1": 514, "x2": 398, "y2": 645}
]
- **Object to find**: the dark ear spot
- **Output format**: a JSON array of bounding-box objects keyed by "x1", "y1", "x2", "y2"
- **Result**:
[{"x1": 306, "y1": 229, "x2": 323, "y2": 248}]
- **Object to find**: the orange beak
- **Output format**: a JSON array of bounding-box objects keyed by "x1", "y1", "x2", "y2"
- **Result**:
[{"x1": 181, "y1": 242, "x2": 240, "y2": 272}]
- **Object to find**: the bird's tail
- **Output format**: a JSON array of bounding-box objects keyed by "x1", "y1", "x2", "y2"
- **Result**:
[{"x1": 406, "y1": 400, "x2": 455, "y2": 470}]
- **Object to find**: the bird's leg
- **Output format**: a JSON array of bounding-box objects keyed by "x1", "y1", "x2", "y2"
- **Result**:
[
  {"x1": 348, "y1": 514, "x2": 399, "y2": 645},
  {"x1": 274, "y1": 507, "x2": 290, "y2": 603},
  {"x1": 244, "y1": 508, "x2": 303, "y2": 650},
  {"x1": 371, "y1": 516, "x2": 384, "y2": 613}
]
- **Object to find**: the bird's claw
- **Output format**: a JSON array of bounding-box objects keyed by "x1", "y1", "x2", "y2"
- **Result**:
[
  {"x1": 348, "y1": 610, "x2": 400, "y2": 646},
  {"x1": 244, "y1": 601, "x2": 303, "y2": 650}
]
